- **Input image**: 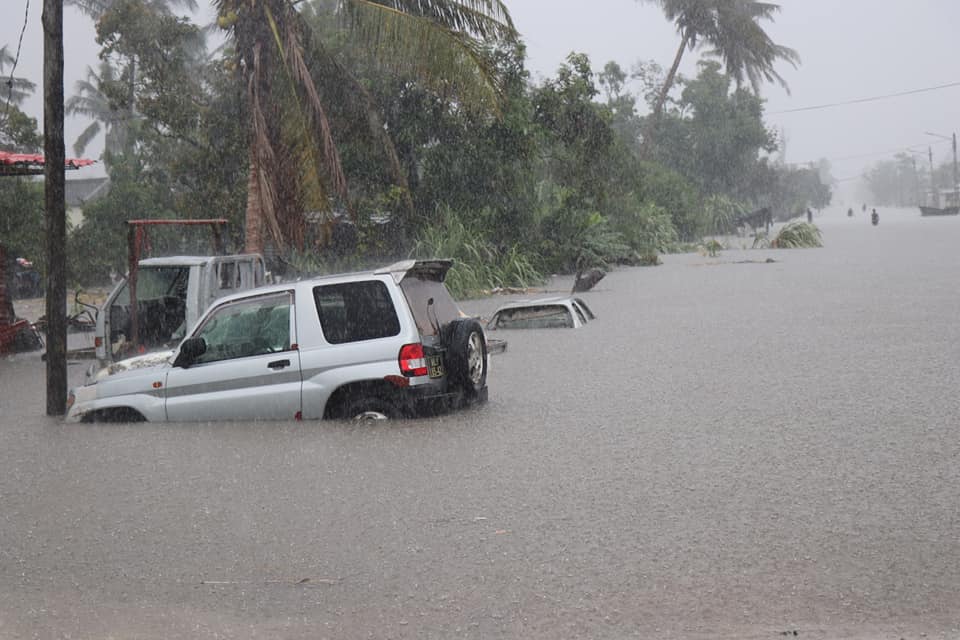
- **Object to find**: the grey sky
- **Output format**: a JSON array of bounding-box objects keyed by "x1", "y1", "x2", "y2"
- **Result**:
[{"x1": 3, "y1": 0, "x2": 959, "y2": 192}]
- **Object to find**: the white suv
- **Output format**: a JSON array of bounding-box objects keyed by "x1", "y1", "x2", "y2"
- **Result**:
[{"x1": 66, "y1": 260, "x2": 488, "y2": 422}]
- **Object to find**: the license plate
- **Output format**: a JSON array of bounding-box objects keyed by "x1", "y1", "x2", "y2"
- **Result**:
[{"x1": 427, "y1": 354, "x2": 445, "y2": 378}]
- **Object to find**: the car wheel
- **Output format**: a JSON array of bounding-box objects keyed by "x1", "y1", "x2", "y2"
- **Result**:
[
  {"x1": 343, "y1": 397, "x2": 400, "y2": 421},
  {"x1": 443, "y1": 318, "x2": 487, "y2": 397}
]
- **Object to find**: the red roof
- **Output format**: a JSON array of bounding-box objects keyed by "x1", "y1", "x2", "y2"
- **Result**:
[{"x1": 0, "y1": 151, "x2": 96, "y2": 176}]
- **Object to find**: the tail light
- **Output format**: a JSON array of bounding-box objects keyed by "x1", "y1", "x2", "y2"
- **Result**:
[
  {"x1": 398, "y1": 343, "x2": 428, "y2": 377},
  {"x1": 94, "y1": 337, "x2": 102, "y2": 348}
]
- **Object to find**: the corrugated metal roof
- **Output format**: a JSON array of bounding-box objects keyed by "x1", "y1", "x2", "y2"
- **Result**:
[{"x1": 0, "y1": 151, "x2": 96, "y2": 176}]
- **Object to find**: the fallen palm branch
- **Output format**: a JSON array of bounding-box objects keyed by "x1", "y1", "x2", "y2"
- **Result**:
[{"x1": 771, "y1": 222, "x2": 822, "y2": 248}]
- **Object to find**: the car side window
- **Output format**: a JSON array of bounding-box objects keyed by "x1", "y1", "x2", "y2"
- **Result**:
[
  {"x1": 314, "y1": 280, "x2": 400, "y2": 344},
  {"x1": 192, "y1": 292, "x2": 292, "y2": 364}
]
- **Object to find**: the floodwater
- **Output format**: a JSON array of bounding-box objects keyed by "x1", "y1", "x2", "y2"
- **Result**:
[{"x1": 1, "y1": 206, "x2": 959, "y2": 639}]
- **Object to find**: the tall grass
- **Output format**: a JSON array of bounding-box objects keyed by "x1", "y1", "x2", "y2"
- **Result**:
[
  {"x1": 410, "y1": 212, "x2": 544, "y2": 299},
  {"x1": 703, "y1": 194, "x2": 746, "y2": 235},
  {"x1": 771, "y1": 222, "x2": 822, "y2": 248}
]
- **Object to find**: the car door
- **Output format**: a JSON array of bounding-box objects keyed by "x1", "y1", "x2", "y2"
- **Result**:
[{"x1": 164, "y1": 291, "x2": 302, "y2": 421}]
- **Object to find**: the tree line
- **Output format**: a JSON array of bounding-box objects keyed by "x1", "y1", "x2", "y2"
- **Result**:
[{"x1": 1, "y1": 0, "x2": 831, "y2": 297}]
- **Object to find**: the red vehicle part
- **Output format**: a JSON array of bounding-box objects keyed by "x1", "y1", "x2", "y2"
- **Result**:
[{"x1": 0, "y1": 319, "x2": 30, "y2": 354}]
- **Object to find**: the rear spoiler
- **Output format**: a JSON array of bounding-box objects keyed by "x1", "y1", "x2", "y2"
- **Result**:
[{"x1": 375, "y1": 259, "x2": 453, "y2": 284}]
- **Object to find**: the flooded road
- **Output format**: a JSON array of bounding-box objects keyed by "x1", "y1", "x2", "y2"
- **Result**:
[{"x1": 2, "y1": 207, "x2": 959, "y2": 638}]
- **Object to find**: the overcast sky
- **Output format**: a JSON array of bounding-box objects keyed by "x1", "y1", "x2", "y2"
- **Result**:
[{"x1": 3, "y1": 0, "x2": 959, "y2": 194}]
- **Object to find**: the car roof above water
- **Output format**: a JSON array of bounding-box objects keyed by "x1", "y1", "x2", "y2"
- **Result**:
[
  {"x1": 486, "y1": 295, "x2": 596, "y2": 330},
  {"x1": 208, "y1": 259, "x2": 454, "y2": 305}
]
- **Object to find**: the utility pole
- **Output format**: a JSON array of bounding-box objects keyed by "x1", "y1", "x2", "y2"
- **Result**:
[
  {"x1": 43, "y1": 0, "x2": 66, "y2": 416},
  {"x1": 953, "y1": 133, "x2": 959, "y2": 207},
  {"x1": 928, "y1": 146, "x2": 935, "y2": 205},
  {"x1": 925, "y1": 131, "x2": 960, "y2": 208}
]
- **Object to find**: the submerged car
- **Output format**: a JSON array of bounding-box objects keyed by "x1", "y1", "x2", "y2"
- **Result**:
[
  {"x1": 67, "y1": 259, "x2": 488, "y2": 422},
  {"x1": 486, "y1": 296, "x2": 596, "y2": 330}
]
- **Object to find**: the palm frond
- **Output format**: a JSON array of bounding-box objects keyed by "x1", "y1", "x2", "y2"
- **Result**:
[
  {"x1": 248, "y1": 42, "x2": 284, "y2": 249},
  {"x1": 343, "y1": 0, "x2": 511, "y2": 111},
  {"x1": 703, "y1": 0, "x2": 799, "y2": 93},
  {"x1": 72, "y1": 121, "x2": 102, "y2": 157},
  {"x1": 771, "y1": 221, "x2": 821, "y2": 248},
  {"x1": 270, "y1": 3, "x2": 349, "y2": 201},
  {"x1": 359, "y1": 0, "x2": 515, "y2": 40}
]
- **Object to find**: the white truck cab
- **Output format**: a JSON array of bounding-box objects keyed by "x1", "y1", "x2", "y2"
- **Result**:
[{"x1": 95, "y1": 254, "x2": 267, "y2": 366}]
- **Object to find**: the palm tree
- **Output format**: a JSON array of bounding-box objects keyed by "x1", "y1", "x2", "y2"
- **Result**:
[
  {"x1": 65, "y1": 60, "x2": 135, "y2": 158},
  {"x1": 66, "y1": 0, "x2": 198, "y2": 18},
  {"x1": 66, "y1": 0, "x2": 203, "y2": 161},
  {"x1": 640, "y1": 0, "x2": 798, "y2": 152},
  {"x1": 0, "y1": 44, "x2": 36, "y2": 108},
  {"x1": 214, "y1": 0, "x2": 516, "y2": 253}
]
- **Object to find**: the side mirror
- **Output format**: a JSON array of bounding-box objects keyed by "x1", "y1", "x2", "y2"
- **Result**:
[{"x1": 173, "y1": 336, "x2": 206, "y2": 368}]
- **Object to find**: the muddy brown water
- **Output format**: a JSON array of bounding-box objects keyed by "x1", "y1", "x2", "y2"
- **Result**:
[{"x1": 1, "y1": 207, "x2": 959, "y2": 639}]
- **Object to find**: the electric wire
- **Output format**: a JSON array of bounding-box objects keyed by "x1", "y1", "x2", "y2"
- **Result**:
[
  {"x1": 1, "y1": 0, "x2": 31, "y2": 128},
  {"x1": 770, "y1": 80, "x2": 960, "y2": 115}
]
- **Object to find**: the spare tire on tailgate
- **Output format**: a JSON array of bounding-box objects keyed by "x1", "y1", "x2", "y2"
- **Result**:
[{"x1": 442, "y1": 318, "x2": 487, "y2": 397}]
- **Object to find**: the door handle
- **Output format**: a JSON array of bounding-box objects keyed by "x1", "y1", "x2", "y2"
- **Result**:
[{"x1": 267, "y1": 359, "x2": 291, "y2": 370}]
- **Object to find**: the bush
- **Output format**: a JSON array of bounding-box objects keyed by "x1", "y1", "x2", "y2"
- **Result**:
[
  {"x1": 410, "y1": 208, "x2": 544, "y2": 298},
  {"x1": 771, "y1": 222, "x2": 822, "y2": 248},
  {"x1": 614, "y1": 201, "x2": 678, "y2": 263},
  {"x1": 703, "y1": 194, "x2": 746, "y2": 235}
]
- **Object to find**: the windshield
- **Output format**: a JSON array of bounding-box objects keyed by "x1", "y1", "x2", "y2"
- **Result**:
[{"x1": 114, "y1": 266, "x2": 190, "y2": 302}]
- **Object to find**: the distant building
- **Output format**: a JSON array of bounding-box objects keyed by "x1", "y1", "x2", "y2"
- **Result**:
[{"x1": 65, "y1": 177, "x2": 110, "y2": 228}]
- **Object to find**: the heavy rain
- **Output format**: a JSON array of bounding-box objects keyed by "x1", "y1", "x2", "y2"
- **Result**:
[{"x1": 2, "y1": 1, "x2": 959, "y2": 638}]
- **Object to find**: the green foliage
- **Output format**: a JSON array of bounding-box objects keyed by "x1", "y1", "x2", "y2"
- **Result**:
[
  {"x1": 538, "y1": 207, "x2": 630, "y2": 275},
  {"x1": 0, "y1": 179, "x2": 45, "y2": 271},
  {"x1": 532, "y1": 53, "x2": 621, "y2": 212},
  {"x1": 409, "y1": 207, "x2": 543, "y2": 299},
  {"x1": 700, "y1": 239, "x2": 724, "y2": 257},
  {"x1": 703, "y1": 193, "x2": 746, "y2": 234},
  {"x1": 771, "y1": 222, "x2": 822, "y2": 248},
  {"x1": 641, "y1": 0, "x2": 798, "y2": 108},
  {"x1": 68, "y1": 155, "x2": 179, "y2": 286},
  {"x1": 86, "y1": 0, "x2": 249, "y2": 248},
  {"x1": 411, "y1": 44, "x2": 539, "y2": 241},
  {"x1": 613, "y1": 201, "x2": 678, "y2": 261},
  {"x1": 748, "y1": 160, "x2": 831, "y2": 218},
  {"x1": 0, "y1": 106, "x2": 42, "y2": 152},
  {"x1": 411, "y1": 210, "x2": 544, "y2": 298},
  {"x1": 50, "y1": 0, "x2": 821, "y2": 287},
  {"x1": 651, "y1": 61, "x2": 777, "y2": 199},
  {"x1": 635, "y1": 161, "x2": 704, "y2": 240}
]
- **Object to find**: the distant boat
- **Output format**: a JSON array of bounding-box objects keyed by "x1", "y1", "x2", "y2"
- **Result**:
[{"x1": 919, "y1": 205, "x2": 960, "y2": 216}]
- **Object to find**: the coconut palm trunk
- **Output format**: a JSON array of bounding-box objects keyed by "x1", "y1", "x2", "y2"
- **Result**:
[
  {"x1": 216, "y1": 0, "x2": 515, "y2": 254},
  {"x1": 244, "y1": 161, "x2": 264, "y2": 254},
  {"x1": 639, "y1": 0, "x2": 798, "y2": 159},
  {"x1": 640, "y1": 30, "x2": 690, "y2": 157}
]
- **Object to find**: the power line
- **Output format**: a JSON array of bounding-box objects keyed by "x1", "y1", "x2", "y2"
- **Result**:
[
  {"x1": 789, "y1": 138, "x2": 951, "y2": 167},
  {"x1": 769, "y1": 80, "x2": 960, "y2": 115},
  {"x1": 1, "y1": 0, "x2": 31, "y2": 127}
]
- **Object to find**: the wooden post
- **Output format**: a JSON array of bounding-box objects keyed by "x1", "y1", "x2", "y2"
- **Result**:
[{"x1": 43, "y1": 0, "x2": 66, "y2": 416}]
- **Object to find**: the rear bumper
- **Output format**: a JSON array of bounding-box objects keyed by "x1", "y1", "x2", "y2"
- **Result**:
[{"x1": 401, "y1": 383, "x2": 488, "y2": 417}]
